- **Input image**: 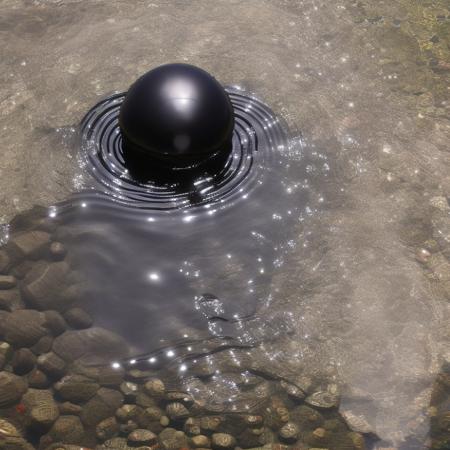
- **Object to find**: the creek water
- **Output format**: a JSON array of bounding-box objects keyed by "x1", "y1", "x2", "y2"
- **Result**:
[{"x1": 1, "y1": 1, "x2": 450, "y2": 449}]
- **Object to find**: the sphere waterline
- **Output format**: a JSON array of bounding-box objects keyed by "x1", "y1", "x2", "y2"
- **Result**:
[{"x1": 80, "y1": 87, "x2": 287, "y2": 211}]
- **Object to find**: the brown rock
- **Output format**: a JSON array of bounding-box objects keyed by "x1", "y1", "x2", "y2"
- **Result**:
[
  {"x1": 0, "y1": 250, "x2": 11, "y2": 274},
  {"x1": 0, "y1": 371, "x2": 27, "y2": 407},
  {"x1": 30, "y1": 335, "x2": 54, "y2": 356},
  {"x1": 144, "y1": 378, "x2": 165, "y2": 397},
  {"x1": 96, "y1": 416, "x2": 119, "y2": 441},
  {"x1": 37, "y1": 352, "x2": 66, "y2": 379},
  {"x1": 8, "y1": 231, "x2": 50, "y2": 260},
  {"x1": 279, "y1": 422, "x2": 299, "y2": 442},
  {"x1": 165, "y1": 402, "x2": 189, "y2": 420},
  {"x1": 59, "y1": 401, "x2": 82, "y2": 416},
  {"x1": 49, "y1": 242, "x2": 67, "y2": 261},
  {"x1": 116, "y1": 404, "x2": 140, "y2": 423},
  {"x1": 63, "y1": 307, "x2": 93, "y2": 329},
  {"x1": 0, "y1": 275, "x2": 16, "y2": 289},
  {"x1": 191, "y1": 435, "x2": 211, "y2": 448},
  {"x1": 0, "y1": 341, "x2": 13, "y2": 369},
  {"x1": 11, "y1": 348, "x2": 36, "y2": 375},
  {"x1": 27, "y1": 369, "x2": 50, "y2": 389},
  {"x1": 55, "y1": 374, "x2": 99, "y2": 403},
  {"x1": 0, "y1": 309, "x2": 47, "y2": 347},
  {"x1": 21, "y1": 261, "x2": 72, "y2": 311},
  {"x1": 0, "y1": 289, "x2": 24, "y2": 311},
  {"x1": 45, "y1": 415, "x2": 85, "y2": 445},
  {"x1": 80, "y1": 387, "x2": 123, "y2": 427},
  {"x1": 43, "y1": 310, "x2": 67, "y2": 336},
  {"x1": 22, "y1": 388, "x2": 59, "y2": 432},
  {"x1": 52, "y1": 328, "x2": 129, "y2": 364},
  {"x1": 159, "y1": 428, "x2": 188, "y2": 450},
  {"x1": 11, "y1": 261, "x2": 33, "y2": 280},
  {"x1": 211, "y1": 433, "x2": 236, "y2": 449},
  {"x1": 128, "y1": 429, "x2": 157, "y2": 446}
]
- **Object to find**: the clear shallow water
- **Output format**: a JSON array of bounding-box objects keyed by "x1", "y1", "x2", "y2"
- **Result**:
[{"x1": 1, "y1": 1, "x2": 450, "y2": 449}]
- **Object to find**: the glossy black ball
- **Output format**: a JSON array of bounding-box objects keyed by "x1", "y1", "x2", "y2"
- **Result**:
[{"x1": 119, "y1": 64, "x2": 234, "y2": 169}]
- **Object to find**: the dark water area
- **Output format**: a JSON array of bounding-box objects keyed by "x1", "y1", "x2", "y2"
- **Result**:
[{"x1": 54, "y1": 88, "x2": 313, "y2": 355}]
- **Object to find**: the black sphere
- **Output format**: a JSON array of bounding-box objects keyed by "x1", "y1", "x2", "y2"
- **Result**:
[{"x1": 119, "y1": 64, "x2": 234, "y2": 170}]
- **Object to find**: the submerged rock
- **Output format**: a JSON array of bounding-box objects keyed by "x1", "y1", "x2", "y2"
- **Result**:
[
  {"x1": 278, "y1": 422, "x2": 299, "y2": 443},
  {"x1": 0, "y1": 275, "x2": 16, "y2": 289},
  {"x1": 21, "y1": 261, "x2": 72, "y2": 311},
  {"x1": 7, "y1": 231, "x2": 50, "y2": 260},
  {"x1": 55, "y1": 374, "x2": 100, "y2": 403},
  {"x1": 0, "y1": 309, "x2": 47, "y2": 347},
  {"x1": 96, "y1": 416, "x2": 119, "y2": 441},
  {"x1": 165, "y1": 402, "x2": 189, "y2": 420},
  {"x1": 127, "y1": 429, "x2": 157, "y2": 446},
  {"x1": 44, "y1": 415, "x2": 85, "y2": 445},
  {"x1": 22, "y1": 388, "x2": 59, "y2": 432},
  {"x1": 0, "y1": 371, "x2": 27, "y2": 407},
  {"x1": 37, "y1": 352, "x2": 66, "y2": 379},
  {"x1": 80, "y1": 387, "x2": 124, "y2": 427},
  {"x1": 159, "y1": 428, "x2": 188, "y2": 450},
  {"x1": 43, "y1": 310, "x2": 67, "y2": 336},
  {"x1": 11, "y1": 348, "x2": 37, "y2": 375},
  {"x1": 52, "y1": 327, "x2": 129, "y2": 363},
  {"x1": 63, "y1": 307, "x2": 93, "y2": 329},
  {"x1": 211, "y1": 433, "x2": 237, "y2": 449}
]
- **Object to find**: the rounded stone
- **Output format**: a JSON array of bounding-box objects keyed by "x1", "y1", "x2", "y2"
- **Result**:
[
  {"x1": 128, "y1": 429, "x2": 157, "y2": 446},
  {"x1": 165, "y1": 402, "x2": 189, "y2": 420},
  {"x1": 63, "y1": 307, "x2": 93, "y2": 329},
  {"x1": 119, "y1": 64, "x2": 234, "y2": 169},
  {"x1": 191, "y1": 435, "x2": 211, "y2": 448},
  {"x1": 11, "y1": 348, "x2": 37, "y2": 375},
  {"x1": 279, "y1": 422, "x2": 299, "y2": 442},
  {"x1": 211, "y1": 433, "x2": 236, "y2": 449},
  {"x1": 144, "y1": 378, "x2": 165, "y2": 397},
  {"x1": 0, "y1": 371, "x2": 27, "y2": 407},
  {"x1": 96, "y1": 416, "x2": 119, "y2": 441}
]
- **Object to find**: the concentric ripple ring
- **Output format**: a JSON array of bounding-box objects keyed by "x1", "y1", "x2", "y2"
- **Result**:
[{"x1": 79, "y1": 87, "x2": 288, "y2": 211}]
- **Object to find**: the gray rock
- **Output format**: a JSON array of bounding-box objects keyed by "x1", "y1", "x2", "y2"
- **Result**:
[
  {"x1": 52, "y1": 327, "x2": 129, "y2": 364},
  {"x1": 22, "y1": 388, "x2": 59, "y2": 432},
  {"x1": 0, "y1": 275, "x2": 16, "y2": 289},
  {"x1": 11, "y1": 348, "x2": 36, "y2": 375},
  {"x1": 159, "y1": 428, "x2": 188, "y2": 450},
  {"x1": 0, "y1": 309, "x2": 47, "y2": 347},
  {"x1": 128, "y1": 429, "x2": 157, "y2": 446},
  {"x1": 211, "y1": 433, "x2": 237, "y2": 449},
  {"x1": 80, "y1": 387, "x2": 124, "y2": 427},
  {"x1": 63, "y1": 307, "x2": 93, "y2": 329},
  {"x1": 37, "y1": 352, "x2": 66, "y2": 379},
  {"x1": 55, "y1": 374, "x2": 100, "y2": 403},
  {"x1": 21, "y1": 261, "x2": 72, "y2": 311},
  {"x1": 43, "y1": 310, "x2": 67, "y2": 336},
  {"x1": 0, "y1": 371, "x2": 27, "y2": 407},
  {"x1": 8, "y1": 231, "x2": 50, "y2": 260}
]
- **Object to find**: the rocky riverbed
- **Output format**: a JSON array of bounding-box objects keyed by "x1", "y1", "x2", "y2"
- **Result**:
[{"x1": 0, "y1": 202, "x2": 449, "y2": 450}]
